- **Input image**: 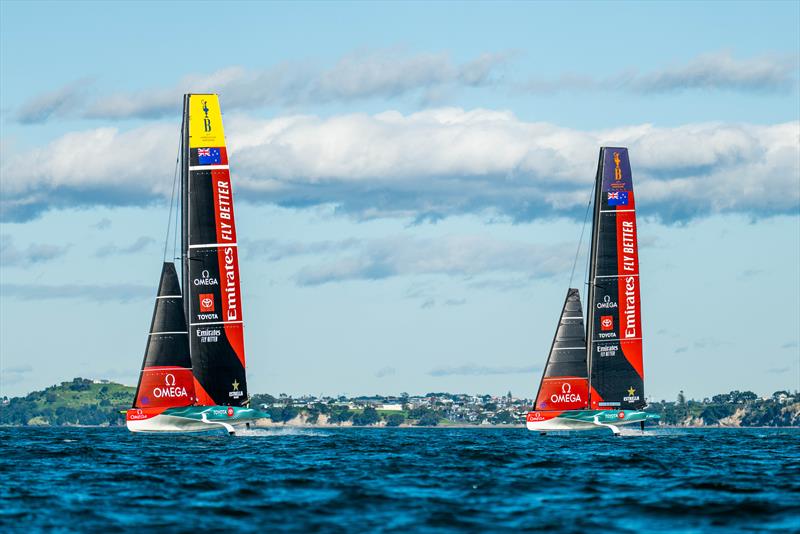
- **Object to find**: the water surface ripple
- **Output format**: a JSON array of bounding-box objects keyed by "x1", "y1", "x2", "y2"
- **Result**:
[{"x1": 1, "y1": 427, "x2": 798, "y2": 532}]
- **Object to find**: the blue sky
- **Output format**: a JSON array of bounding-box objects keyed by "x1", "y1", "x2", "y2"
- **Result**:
[{"x1": 1, "y1": 1, "x2": 798, "y2": 401}]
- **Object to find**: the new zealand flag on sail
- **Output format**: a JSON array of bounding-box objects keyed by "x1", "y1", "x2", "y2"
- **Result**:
[
  {"x1": 607, "y1": 191, "x2": 629, "y2": 206},
  {"x1": 197, "y1": 148, "x2": 221, "y2": 165}
]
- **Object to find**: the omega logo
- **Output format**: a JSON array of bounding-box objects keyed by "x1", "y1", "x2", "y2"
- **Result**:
[
  {"x1": 152, "y1": 372, "x2": 188, "y2": 399},
  {"x1": 550, "y1": 381, "x2": 582, "y2": 404},
  {"x1": 597, "y1": 295, "x2": 618, "y2": 309}
]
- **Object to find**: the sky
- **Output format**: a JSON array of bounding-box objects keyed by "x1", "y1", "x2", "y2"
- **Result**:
[{"x1": 1, "y1": 1, "x2": 798, "y2": 401}]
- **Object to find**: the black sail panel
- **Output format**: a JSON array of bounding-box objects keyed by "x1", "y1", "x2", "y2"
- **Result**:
[
  {"x1": 586, "y1": 148, "x2": 645, "y2": 410},
  {"x1": 534, "y1": 288, "x2": 589, "y2": 411},
  {"x1": 543, "y1": 288, "x2": 587, "y2": 378},
  {"x1": 132, "y1": 262, "x2": 196, "y2": 408},
  {"x1": 182, "y1": 94, "x2": 248, "y2": 406}
]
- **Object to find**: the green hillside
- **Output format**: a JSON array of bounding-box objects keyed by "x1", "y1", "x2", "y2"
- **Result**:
[{"x1": 0, "y1": 378, "x2": 133, "y2": 426}]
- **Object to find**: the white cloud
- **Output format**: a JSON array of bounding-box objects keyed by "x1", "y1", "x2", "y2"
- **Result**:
[
  {"x1": 1, "y1": 123, "x2": 176, "y2": 219},
  {"x1": 2, "y1": 108, "x2": 797, "y2": 223},
  {"x1": 0, "y1": 235, "x2": 70, "y2": 267},
  {"x1": 635, "y1": 52, "x2": 798, "y2": 93},
  {"x1": 94, "y1": 236, "x2": 155, "y2": 257},
  {"x1": 0, "y1": 283, "x2": 151, "y2": 302},
  {"x1": 292, "y1": 234, "x2": 570, "y2": 285},
  {"x1": 521, "y1": 51, "x2": 798, "y2": 94},
  {"x1": 241, "y1": 237, "x2": 362, "y2": 261},
  {"x1": 14, "y1": 79, "x2": 90, "y2": 124},
  {"x1": 17, "y1": 51, "x2": 794, "y2": 124},
  {"x1": 18, "y1": 50, "x2": 510, "y2": 122}
]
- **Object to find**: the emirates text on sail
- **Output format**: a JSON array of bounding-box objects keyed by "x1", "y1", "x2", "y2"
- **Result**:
[
  {"x1": 223, "y1": 247, "x2": 238, "y2": 321},
  {"x1": 624, "y1": 276, "x2": 637, "y2": 338}
]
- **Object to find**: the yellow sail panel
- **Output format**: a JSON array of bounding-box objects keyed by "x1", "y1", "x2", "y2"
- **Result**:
[{"x1": 188, "y1": 94, "x2": 226, "y2": 148}]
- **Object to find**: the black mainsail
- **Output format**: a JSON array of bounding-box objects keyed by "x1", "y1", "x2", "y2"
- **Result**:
[
  {"x1": 180, "y1": 94, "x2": 248, "y2": 407},
  {"x1": 586, "y1": 147, "x2": 645, "y2": 410}
]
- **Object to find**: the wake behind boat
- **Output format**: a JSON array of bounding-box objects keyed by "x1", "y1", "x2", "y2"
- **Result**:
[
  {"x1": 527, "y1": 148, "x2": 659, "y2": 435},
  {"x1": 126, "y1": 94, "x2": 268, "y2": 434}
]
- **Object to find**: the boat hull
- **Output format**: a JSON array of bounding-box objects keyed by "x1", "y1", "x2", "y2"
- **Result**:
[
  {"x1": 526, "y1": 409, "x2": 659, "y2": 433},
  {"x1": 126, "y1": 405, "x2": 269, "y2": 434}
]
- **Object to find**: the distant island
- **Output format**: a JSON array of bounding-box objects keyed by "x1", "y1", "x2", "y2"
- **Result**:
[{"x1": 1, "y1": 378, "x2": 798, "y2": 427}]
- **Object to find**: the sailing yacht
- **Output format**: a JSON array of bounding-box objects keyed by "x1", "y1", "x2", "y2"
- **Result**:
[
  {"x1": 126, "y1": 94, "x2": 268, "y2": 434},
  {"x1": 527, "y1": 148, "x2": 659, "y2": 435}
]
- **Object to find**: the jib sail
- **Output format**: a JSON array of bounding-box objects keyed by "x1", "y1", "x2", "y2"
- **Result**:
[
  {"x1": 132, "y1": 262, "x2": 196, "y2": 408},
  {"x1": 586, "y1": 148, "x2": 645, "y2": 410},
  {"x1": 181, "y1": 94, "x2": 248, "y2": 406},
  {"x1": 534, "y1": 288, "x2": 589, "y2": 411}
]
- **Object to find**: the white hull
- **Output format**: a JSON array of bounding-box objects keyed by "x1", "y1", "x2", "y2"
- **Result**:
[
  {"x1": 526, "y1": 410, "x2": 654, "y2": 434},
  {"x1": 126, "y1": 413, "x2": 244, "y2": 433},
  {"x1": 126, "y1": 406, "x2": 269, "y2": 434},
  {"x1": 526, "y1": 418, "x2": 600, "y2": 432}
]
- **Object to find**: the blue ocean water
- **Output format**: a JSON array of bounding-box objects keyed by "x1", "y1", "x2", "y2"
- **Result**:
[{"x1": 1, "y1": 426, "x2": 798, "y2": 532}]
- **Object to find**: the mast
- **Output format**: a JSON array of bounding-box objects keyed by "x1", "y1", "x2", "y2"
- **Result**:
[
  {"x1": 585, "y1": 148, "x2": 605, "y2": 407},
  {"x1": 181, "y1": 94, "x2": 190, "y2": 326}
]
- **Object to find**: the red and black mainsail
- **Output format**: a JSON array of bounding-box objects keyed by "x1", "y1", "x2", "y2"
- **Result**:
[
  {"x1": 586, "y1": 148, "x2": 644, "y2": 410},
  {"x1": 180, "y1": 94, "x2": 248, "y2": 407}
]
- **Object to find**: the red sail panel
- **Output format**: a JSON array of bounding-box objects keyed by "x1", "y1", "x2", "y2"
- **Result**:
[
  {"x1": 136, "y1": 367, "x2": 196, "y2": 408},
  {"x1": 192, "y1": 377, "x2": 215, "y2": 407},
  {"x1": 184, "y1": 94, "x2": 248, "y2": 406},
  {"x1": 535, "y1": 377, "x2": 589, "y2": 411},
  {"x1": 587, "y1": 148, "x2": 645, "y2": 410}
]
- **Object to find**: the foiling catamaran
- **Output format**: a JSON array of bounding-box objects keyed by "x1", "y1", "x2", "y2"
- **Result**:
[
  {"x1": 126, "y1": 94, "x2": 268, "y2": 434},
  {"x1": 527, "y1": 148, "x2": 659, "y2": 435}
]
